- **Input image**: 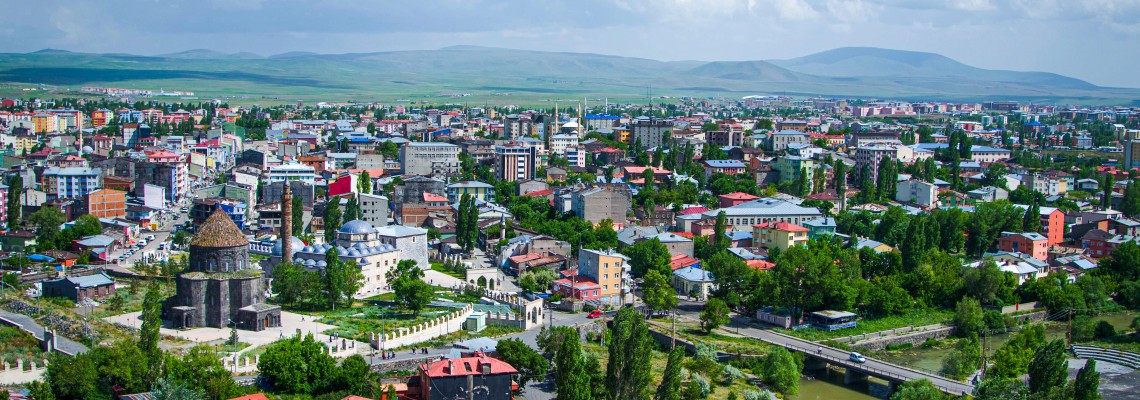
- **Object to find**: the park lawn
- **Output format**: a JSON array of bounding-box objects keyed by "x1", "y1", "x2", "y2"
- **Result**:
[
  {"x1": 775, "y1": 309, "x2": 953, "y2": 342},
  {"x1": 581, "y1": 341, "x2": 765, "y2": 399},
  {"x1": 90, "y1": 279, "x2": 177, "y2": 319},
  {"x1": 646, "y1": 319, "x2": 774, "y2": 356},
  {"x1": 430, "y1": 262, "x2": 465, "y2": 279},
  {"x1": 317, "y1": 305, "x2": 461, "y2": 342}
]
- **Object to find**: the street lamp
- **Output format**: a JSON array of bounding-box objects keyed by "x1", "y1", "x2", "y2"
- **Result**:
[{"x1": 227, "y1": 318, "x2": 239, "y2": 373}]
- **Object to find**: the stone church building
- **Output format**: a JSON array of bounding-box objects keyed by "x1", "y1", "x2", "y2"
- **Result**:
[{"x1": 164, "y1": 209, "x2": 281, "y2": 331}]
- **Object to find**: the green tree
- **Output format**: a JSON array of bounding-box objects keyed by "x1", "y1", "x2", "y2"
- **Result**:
[
  {"x1": 761, "y1": 347, "x2": 801, "y2": 395},
  {"x1": 1103, "y1": 173, "x2": 1115, "y2": 210},
  {"x1": 336, "y1": 354, "x2": 371, "y2": 394},
  {"x1": 138, "y1": 282, "x2": 163, "y2": 379},
  {"x1": 989, "y1": 325, "x2": 1046, "y2": 379},
  {"x1": 621, "y1": 238, "x2": 672, "y2": 279},
  {"x1": 973, "y1": 378, "x2": 1029, "y2": 400},
  {"x1": 890, "y1": 379, "x2": 947, "y2": 400},
  {"x1": 392, "y1": 273, "x2": 434, "y2": 316},
  {"x1": 496, "y1": 338, "x2": 549, "y2": 389},
  {"x1": 322, "y1": 248, "x2": 362, "y2": 310},
  {"x1": 1028, "y1": 339, "x2": 1067, "y2": 395},
  {"x1": 323, "y1": 198, "x2": 342, "y2": 243},
  {"x1": 28, "y1": 206, "x2": 65, "y2": 248},
  {"x1": 554, "y1": 326, "x2": 595, "y2": 400},
  {"x1": 258, "y1": 333, "x2": 338, "y2": 395},
  {"x1": 941, "y1": 337, "x2": 980, "y2": 380},
  {"x1": 1121, "y1": 182, "x2": 1140, "y2": 218},
  {"x1": 291, "y1": 195, "x2": 304, "y2": 236},
  {"x1": 343, "y1": 197, "x2": 361, "y2": 222},
  {"x1": 6, "y1": 175, "x2": 22, "y2": 229},
  {"x1": 165, "y1": 345, "x2": 239, "y2": 400},
  {"x1": 655, "y1": 347, "x2": 685, "y2": 400},
  {"x1": 1073, "y1": 359, "x2": 1101, "y2": 400},
  {"x1": 151, "y1": 378, "x2": 205, "y2": 400},
  {"x1": 641, "y1": 269, "x2": 678, "y2": 315},
  {"x1": 953, "y1": 297, "x2": 984, "y2": 337},
  {"x1": 357, "y1": 170, "x2": 371, "y2": 194},
  {"x1": 699, "y1": 298, "x2": 730, "y2": 334},
  {"x1": 605, "y1": 307, "x2": 653, "y2": 400},
  {"x1": 834, "y1": 161, "x2": 847, "y2": 211}
]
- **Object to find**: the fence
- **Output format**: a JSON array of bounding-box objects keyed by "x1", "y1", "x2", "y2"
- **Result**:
[
  {"x1": 0, "y1": 358, "x2": 48, "y2": 385},
  {"x1": 370, "y1": 304, "x2": 474, "y2": 350}
]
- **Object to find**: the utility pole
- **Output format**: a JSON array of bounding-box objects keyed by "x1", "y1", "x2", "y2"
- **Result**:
[{"x1": 1067, "y1": 308, "x2": 1074, "y2": 346}]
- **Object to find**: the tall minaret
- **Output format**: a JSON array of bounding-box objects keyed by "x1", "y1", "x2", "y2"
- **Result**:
[{"x1": 281, "y1": 182, "x2": 293, "y2": 265}]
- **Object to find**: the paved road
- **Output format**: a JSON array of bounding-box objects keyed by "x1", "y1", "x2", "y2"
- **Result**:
[
  {"x1": 0, "y1": 309, "x2": 88, "y2": 355},
  {"x1": 104, "y1": 206, "x2": 189, "y2": 275},
  {"x1": 721, "y1": 315, "x2": 975, "y2": 395}
]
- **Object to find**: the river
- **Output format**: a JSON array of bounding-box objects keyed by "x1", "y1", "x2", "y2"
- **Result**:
[{"x1": 790, "y1": 312, "x2": 1138, "y2": 399}]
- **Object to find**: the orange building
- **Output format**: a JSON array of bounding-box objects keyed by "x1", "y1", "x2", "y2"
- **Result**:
[
  {"x1": 87, "y1": 189, "x2": 127, "y2": 218},
  {"x1": 997, "y1": 232, "x2": 1049, "y2": 261}
]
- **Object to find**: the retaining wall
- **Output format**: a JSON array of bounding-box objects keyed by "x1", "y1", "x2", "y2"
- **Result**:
[
  {"x1": 370, "y1": 304, "x2": 474, "y2": 350},
  {"x1": 849, "y1": 327, "x2": 956, "y2": 351}
]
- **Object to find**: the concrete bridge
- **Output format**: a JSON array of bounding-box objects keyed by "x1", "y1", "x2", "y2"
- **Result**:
[{"x1": 731, "y1": 321, "x2": 975, "y2": 395}]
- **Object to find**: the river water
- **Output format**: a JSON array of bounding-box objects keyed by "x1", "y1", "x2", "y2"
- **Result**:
[{"x1": 790, "y1": 312, "x2": 1138, "y2": 399}]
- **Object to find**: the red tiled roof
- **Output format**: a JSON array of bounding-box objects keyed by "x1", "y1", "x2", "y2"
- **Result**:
[
  {"x1": 718, "y1": 192, "x2": 759, "y2": 200},
  {"x1": 670, "y1": 254, "x2": 700, "y2": 270},
  {"x1": 554, "y1": 277, "x2": 599, "y2": 289},
  {"x1": 678, "y1": 207, "x2": 709, "y2": 216},
  {"x1": 754, "y1": 221, "x2": 809, "y2": 233},
  {"x1": 623, "y1": 166, "x2": 671, "y2": 175},
  {"x1": 228, "y1": 395, "x2": 270, "y2": 400},
  {"x1": 423, "y1": 192, "x2": 448, "y2": 203},
  {"x1": 508, "y1": 253, "x2": 545, "y2": 264},
  {"x1": 747, "y1": 260, "x2": 775, "y2": 270},
  {"x1": 420, "y1": 353, "x2": 517, "y2": 378},
  {"x1": 672, "y1": 231, "x2": 695, "y2": 238},
  {"x1": 522, "y1": 189, "x2": 554, "y2": 197}
]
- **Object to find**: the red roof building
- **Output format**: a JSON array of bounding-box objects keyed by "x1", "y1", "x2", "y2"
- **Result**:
[
  {"x1": 718, "y1": 192, "x2": 760, "y2": 208},
  {"x1": 414, "y1": 352, "x2": 517, "y2": 400}
]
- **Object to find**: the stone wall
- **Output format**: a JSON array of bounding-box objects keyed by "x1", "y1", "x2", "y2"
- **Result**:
[
  {"x1": 847, "y1": 326, "x2": 955, "y2": 351},
  {"x1": 373, "y1": 355, "x2": 439, "y2": 374},
  {"x1": 1009, "y1": 310, "x2": 1047, "y2": 323}
]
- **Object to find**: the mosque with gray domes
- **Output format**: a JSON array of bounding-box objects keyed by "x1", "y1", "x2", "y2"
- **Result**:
[{"x1": 265, "y1": 219, "x2": 428, "y2": 297}]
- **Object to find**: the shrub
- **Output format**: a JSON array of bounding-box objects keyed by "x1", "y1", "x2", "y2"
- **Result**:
[{"x1": 1095, "y1": 320, "x2": 1117, "y2": 339}]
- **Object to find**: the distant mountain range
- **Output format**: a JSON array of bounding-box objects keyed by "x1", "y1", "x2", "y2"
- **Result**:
[{"x1": 0, "y1": 46, "x2": 1135, "y2": 103}]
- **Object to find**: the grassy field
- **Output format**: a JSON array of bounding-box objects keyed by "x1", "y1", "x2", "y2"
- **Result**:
[
  {"x1": 430, "y1": 263, "x2": 465, "y2": 280},
  {"x1": 775, "y1": 309, "x2": 954, "y2": 342},
  {"x1": 317, "y1": 305, "x2": 458, "y2": 342},
  {"x1": 581, "y1": 340, "x2": 770, "y2": 399},
  {"x1": 0, "y1": 326, "x2": 46, "y2": 366},
  {"x1": 647, "y1": 318, "x2": 776, "y2": 356}
]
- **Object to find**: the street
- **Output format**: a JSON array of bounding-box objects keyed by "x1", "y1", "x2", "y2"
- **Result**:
[{"x1": 103, "y1": 203, "x2": 190, "y2": 276}]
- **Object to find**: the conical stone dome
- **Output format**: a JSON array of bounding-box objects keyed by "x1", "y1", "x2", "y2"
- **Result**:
[{"x1": 191, "y1": 208, "x2": 249, "y2": 248}]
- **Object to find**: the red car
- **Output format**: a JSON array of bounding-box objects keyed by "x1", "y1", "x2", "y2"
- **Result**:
[{"x1": 587, "y1": 310, "x2": 602, "y2": 319}]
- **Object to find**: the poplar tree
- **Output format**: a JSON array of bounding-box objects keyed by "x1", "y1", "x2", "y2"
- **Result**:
[{"x1": 605, "y1": 307, "x2": 653, "y2": 400}]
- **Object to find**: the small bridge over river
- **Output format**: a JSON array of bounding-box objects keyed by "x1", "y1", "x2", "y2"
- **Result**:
[{"x1": 730, "y1": 320, "x2": 975, "y2": 395}]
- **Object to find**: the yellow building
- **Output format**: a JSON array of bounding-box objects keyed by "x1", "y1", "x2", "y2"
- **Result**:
[
  {"x1": 614, "y1": 127, "x2": 631, "y2": 144},
  {"x1": 577, "y1": 248, "x2": 630, "y2": 306},
  {"x1": 31, "y1": 113, "x2": 58, "y2": 133},
  {"x1": 752, "y1": 221, "x2": 809, "y2": 251},
  {"x1": 14, "y1": 134, "x2": 38, "y2": 154}
]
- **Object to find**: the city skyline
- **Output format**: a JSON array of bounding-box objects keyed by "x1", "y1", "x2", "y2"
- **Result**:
[{"x1": 1, "y1": 0, "x2": 1138, "y2": 88}]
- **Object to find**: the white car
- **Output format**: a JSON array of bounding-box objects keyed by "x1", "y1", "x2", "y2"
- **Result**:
[{"x1": 849, "y1": 352, "x2": 867, "y2": 363}]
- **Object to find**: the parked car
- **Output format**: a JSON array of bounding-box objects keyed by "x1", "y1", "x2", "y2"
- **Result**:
[
  {"x1": 849, "y1": 352, "x2": 866, "y2": 363},
  {"x1": 587, "y1": 309, "x2": 602, "y2": 319}
]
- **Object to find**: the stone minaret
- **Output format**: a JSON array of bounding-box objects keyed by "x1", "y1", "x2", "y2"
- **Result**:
[{"x1": 281, "y1": 182, "x2": 293, "y2": 265}]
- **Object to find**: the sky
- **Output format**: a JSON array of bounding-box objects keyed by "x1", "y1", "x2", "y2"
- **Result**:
[{"x1": 2, "y1": 0, "x2": 1139, "y2": 87}]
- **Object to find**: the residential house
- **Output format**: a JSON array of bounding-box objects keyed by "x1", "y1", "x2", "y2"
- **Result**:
[
  {"x1": 801, "y1": 217, "x2": 837, "y2": 239},
  {"x1": 967, "y1": 186, "x2": 1009, "y2": 203},
  {"x1": 752, "y1": 221, "x2": 809, "y2": 251},
  {"x1": 577, "y1": 248, "x2": 630, "y2": 306},
  {"x1": 414, "y1": 352, "x2": 517, "y2": 400},
  {"x1": 41, "y1": 273, "x2": 116, "y2": 302},
  {"x1": 672, "y1": 266, "x2": 715, "y2": 300},
  {"x1": 1015, "y1": 205, "x2": 1065, "y2": 246},
  {"x1": 570, "y1": 185, "x2": 632, "y2": 225},
  {"x1": 896, "y1": 179, "x2": 938, "y2": 208},
  {"x1": 446, "y1": 181, "x2": 495, "y2": 203},
  {"x1": 717, "y1": 192, "x2": 759, "y2": 208},
  {"x1": 997, "y1": 232, "x2": 1049, "y2": 261},
  {"x1": 703, "y1": 160, "x2": 747, "y2": 177}
]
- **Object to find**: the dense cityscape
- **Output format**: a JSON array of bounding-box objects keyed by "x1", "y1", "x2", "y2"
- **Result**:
[{"x1": 2, "y1": 2, "x2": 1140, "y2": 400}]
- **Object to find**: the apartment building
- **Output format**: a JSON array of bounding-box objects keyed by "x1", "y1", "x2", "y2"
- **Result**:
[
  {"x1": 577, "y1": 248, "x2": 631, "y2": 306},
  {"x1": 494, "y1": 144, "x2": 537, "y2": 182},
  {"x1": 400, "y1": 142, "x2": 460, "y2": 178}
]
